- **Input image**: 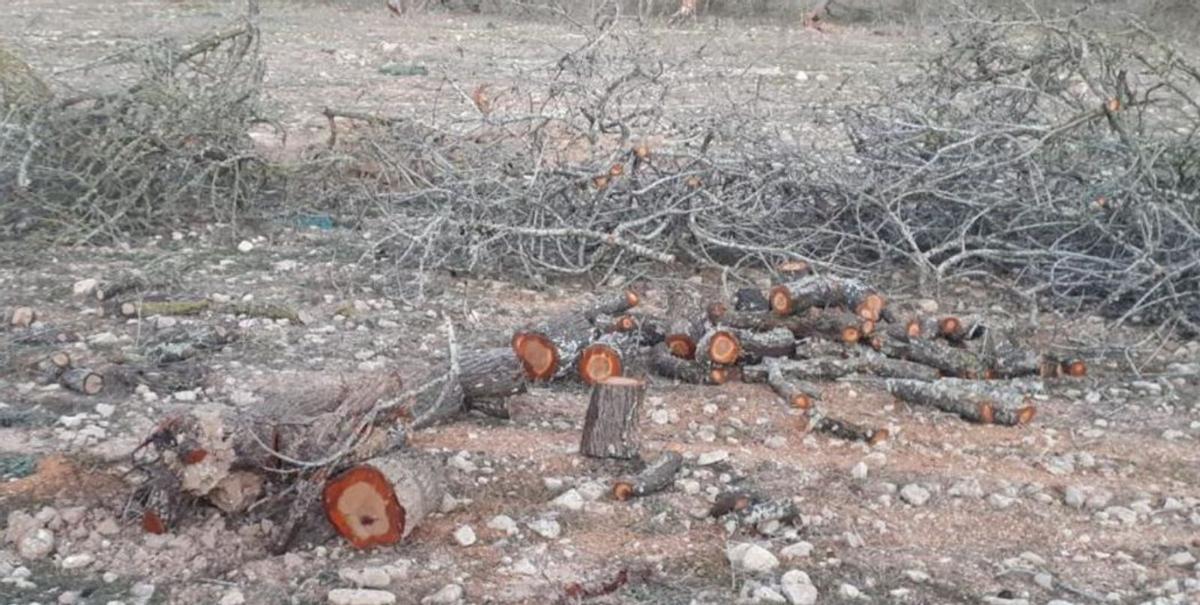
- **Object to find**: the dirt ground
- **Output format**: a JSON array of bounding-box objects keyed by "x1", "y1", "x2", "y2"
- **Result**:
[{"x1": 3, "y1": 1, "x2": 1200, "y2": 604}]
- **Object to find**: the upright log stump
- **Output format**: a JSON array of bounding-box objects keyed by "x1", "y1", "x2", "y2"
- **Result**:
[{"x1": 579, "y1": 377, "x2": 644, "y2": 459}]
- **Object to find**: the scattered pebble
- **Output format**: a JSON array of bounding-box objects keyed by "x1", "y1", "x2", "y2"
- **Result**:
[
  {"x1": 338, "y1": 567, "x2": 391, "y2": 589},
  {"x1": 237, "y1": 240, "x2": 254, "y2": 253},
  {"x1": 487, "y1": 515, "x2": 518, "y2": 536},
  {"x1": 698, "y1": 450, "x2": 729, "y2": 466},
  {"x1": 780, "y1": 569, "x2": 819, "y2": 605},
  {"x1": 421, "y1": 584, "x2": 463, "y2": 605},
  {"x1": 780, "y1": 541, "x2": 814, "y2": 559},
  {"x1": 528, "y1": 518, "x2": 562, "y2": 540},
  {"x1": 328, "y1": 588, "x2": 397, "y2": 605},
  {"x1": 727, "y1": 542, "x2": 779, "y2": 574},
  {"x1": 900, "y1": 484, "x2": 931, "y2": 507},
  {"x1": 551, "y1": 489, "x2": 585, "y2": 512},
  {"x1": 453, "y1": 525, "x2": 477, "y2": 547}
]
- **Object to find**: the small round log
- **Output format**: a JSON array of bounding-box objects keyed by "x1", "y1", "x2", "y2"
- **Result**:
[
  {"x1": 323, "y1": 452, "x2": 445, "y2": 548},
  {"x1": 60, "y1": 368, "x2": 104, "y2": 395}
]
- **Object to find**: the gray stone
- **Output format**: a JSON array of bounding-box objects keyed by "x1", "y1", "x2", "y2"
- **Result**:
[
  {"x1": 60, "y1": 553, "x2": 94, "y2": 569},
  {"x1": 988, "y1": 494, "x2": 1017, "y2": 509},
  {"x1": 452, "y1": 525, "x2": 476, "y2": 547},
  {"x1": 779, "y1": 541, "x2": 814, "y2": 559},
  {"x1": 528, "y1": 518, "x2": 561, "y2": 539},
  {"x1": 698, "y1": 450, "x2": 729, "y2": 466},
  {"x1": 851, "y1": 462, "x2": 868, "y2": 480},
  {"x1": 903, "y1": 569, "x2": 930, "y2": 583},
  {"x1": 839, "y1": 583, "x2": 863, "y2": 599},
  {"x1": 328, "y1": 589, "x2": 397, "y2": 605},
  {"x1": 487, "y1": 515, "x2": 518, "y2": 536},
  {"x1": 900, "y1": 484, "x2": 931, "y2": 506},
  {"x1": 1064, "y1": 486, "x2": 1087, "y2": 509},
  {"x1": 421, "y1": 584, "x2": 463, "y2": 605},
  {"x1": 551, "y1": 489, "x2": 585, "y2": 512},
  {"x1": 338, "y1": 567, "x2": 391, "y2": 589},
  {"x1": 1166, "y1": 551, "x2": 1196, "y2": 567},
  {"x1": 780, "y1": 570, "x2": 818, "y2": 605},
  {"x1": 753, "y1": 586, "x2": 787, "y2": 603},
  {"x1": 727, "y1": 542, "x2": 779, "y2": 574},
  {"x1": 219, "y1": 590, "x2": 246, "y2": 605},
  {"x1": 17, "y1": 528, "x2": 55, "y2": 559}
]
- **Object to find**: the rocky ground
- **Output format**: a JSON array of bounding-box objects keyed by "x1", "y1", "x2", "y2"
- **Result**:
[{"x1": 3, "y1": 1, "x2": 1200, "y2": 605}]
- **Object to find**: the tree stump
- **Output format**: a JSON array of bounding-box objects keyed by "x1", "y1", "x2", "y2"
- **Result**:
[
  {"x1": 322, "y1": 451, "x2": 445, "y2": 549},
  {"x1": 579, "y1": 377, "x2": 644, "y2": 459}
]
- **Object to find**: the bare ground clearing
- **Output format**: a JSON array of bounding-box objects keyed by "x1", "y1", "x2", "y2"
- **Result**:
[{"x1": 2, "y1": 2, "x2": 1200, "y2": 604}]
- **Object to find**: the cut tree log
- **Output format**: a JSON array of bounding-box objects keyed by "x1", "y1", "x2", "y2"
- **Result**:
[
  {"x1": 581, "y1": 290, "x2": 641, "y2": 320},
  {"x1": 457, "y1": 348, "x2": 527, "y2": 401},
  {"x1": 407, "y1": 374, "x2": 465, "y2": 431},
  {"x1": 25, "y1": 351, "x2": 71, "y2": 385},
  {"x1": 650, "y1": 344, "x2": 728, "y2": 385},
  {"x1": 663, "y1": 314, "x2": 706, "y2": 359},
  {"x1": 763, "y1": 360, "x2": 821, "y2": 410},
  {"x1": 730, "y1": 328, "x2": 795, "y2": 364},
  {"x1": 871, "y1": 332, "x2": 990, "y2": 379},
  {"x1": 694, "y1": 328, "x2": 741, "y2": 367},
  {"x1": 60, "y1": 368, "x2": 104, "y2": 395},
  {"x1": 979, "y1": 333, "x2": 1060, "y2": 379},
  {"x1": 512, "y1": 311, "x2": 596, "y2": 381},
  {"x1": 579, "y1": 377, "x2": 644, "y2": 459},
  {"x1": 628, "y1": 315, "x2": 668, "y2": 347},
  {"x1": 733, "y1": 498, "x2": 797, "y2": 527},
  {"x1": 466, "y1": 397, "x2": 512, "y2": 420},
  {"x1": 7, "y1": 306, "x2": 37, "y2": 328},
  {"x1": 143, "y1": 324, "x2": 237, "y2": 363},
  {"x1": 578, "y1": 331, "x2": 634, "y2": 385},
  {"x1": 938, "y1": 315, "x2": 987, "y2": 343},
  {"x1": 323, "y1": 451, "x2": 445, "y2": 548},
  {"x1": 734, "y1": 288, "x2": 770, "y2": 312},
  {"x1": 883, "y1": 378, "x2": 1037, "y2": 426},
  {"x1": 801, "y1": 409, "x2": 889, "y2": 445},
  {"x1": 743, "y1": 353, "x2": 939, "y2": 382},
  {"x1": 612, "y1": 451, "x2": 683, "y2": 501},
  {"x1": 769, "y1": 275, "x2": 887, "y2": 321},
  {"x1": 593, "y1": 314, "x2": 636, "y2": 334}
]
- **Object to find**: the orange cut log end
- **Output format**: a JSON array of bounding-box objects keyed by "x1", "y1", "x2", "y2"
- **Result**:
[
  {"x1": 860, "y1": 320, "x2": 876, "y2": 336},
  {"x1": 612, "y1": 482, "x2": 634, "y2": 502},
  {"x1": 868, "y1": 428, "x2": 890, "y2": 446},
  {"x1": 513, "y1": 332, "x2": 559, "y2": 381},
  {"x1": 612, "y1": 315, "x2": 636, "y2": 332},
  {"x1": 623, "y1": 289, "x2": 641, "y2": 308},
  {"x1": 905, "y1": 319, "x2": 922, "y2": 338},
  {"x1": 841, "y1": 326, "x2": 862, "y2": 345},
  {"x1": 1065, "y1": 360, "x2": 1087, "y2": 377},
  {"x1": 978, "y1": 403, "x2": 996, "y2": 425},
  {"x1": 709, "y1": 368, "x2": 729, "y2": 385},
  {"x1": 856, "y1": 294, "x2": 885, "y2": 321},
  {"x1": 768, "y1": 286, "x2": 793, "y2": 316},
  {"x1": 181, "y1": 448, "x2": 208, "y2": 465},
  {"x1": 579, "y1": 344, "x2": 623, "y2": 385},
  {"x1": 938, "y1": 316, "x2": 961, "y2": 338},
  {"x1": 707, "y1": 331, "x2": 741, "y2": 365},
  {"x1": 323, "y1": 466, "x2": 405, "y2": 550},
  {"x1": 1016, "y1": 405, "x2": 1037, "y2": 425},
  {"x1": 791, "y1": 394, "x2": 813, "y2": 410},
  {"x1": 141, "y1": 510, "x2": 167, "y2": 535},
  {"x1": 664, "y1": 336, "x2": 696, "y2": 360},
  {"x1": 706, "y1": 302, "x2": 727, "y2": 324}
]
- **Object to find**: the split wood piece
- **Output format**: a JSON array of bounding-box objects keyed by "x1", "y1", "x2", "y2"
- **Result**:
[
  {"x1": 763, "y1": 360, "x2": 821, "y2": 410},
  {"x1": 695, "y1": 328, "x2": 741, "y2": 367},
  {"x1": 733, "y1": 498, "x2": 797, "y2": 527},
  {"x1": 512, "y1": 311, "x2": 597, "y2": 381},
  {"x1": 323, "y1": 451, "x2": 445, "y2": 548},
  {"x1": 801, "y1": 409, "x2": 889, "y2": 445},
  {"x1": 884, "y1": 378, "x2": 1037, "y2": 426},
  {"x1": 579, "y1": 377, "x2": 644, "y2": 460},
  {"x1": 769, "y1": 275, "x2": 887, "y2": 321},
  {"x1": 663, "y1": 314, "x2": 707, "y2": 360},
  {"x1": 734, "y1": 288, "x2": 770, "y2": 312},
  {"x1": 612, "y1": 451, "x2": 683, "y2": 501},
  {"x1": 743, "y1": 354, "x2": 939, "y2": 383},
  {"x1": 580, "y1": 289, "x2": 641, "y2": 321},
  {"x1": 60, "y1": 368, "x2": 104, "y2": 395},
  {"x1": 458, "y1": 348, "x2": 527, "y2": 402},
  {"x1": 730, "y1": 327, "x2": 796, "y2": 364},
  {"x1": 711, "y1": 305, "x2": 869, "y2": 344},
  {"x1": 650, "y1": 343, "x2": 728, "y2": 385},
  {"x1": 592, "y1": 314, "x2": 636, "y2": 334},
  {"x1": 7, "y1": 306, "x2": 37, "y2": 328},
  {"x1": 871, "y1": 332, "x2": 990, "y2": 379}
]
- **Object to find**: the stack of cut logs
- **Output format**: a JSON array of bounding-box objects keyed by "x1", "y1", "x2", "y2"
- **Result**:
[{"x1": 131, "y1": 271, "x2": 1081, "y2": 552}]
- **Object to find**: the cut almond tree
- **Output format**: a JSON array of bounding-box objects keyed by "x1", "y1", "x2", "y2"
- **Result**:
[
  {"x1": 663, "y1": 314, "x2": 706, "y2": 359},
  {"x1": 769, "y1": 275, "x2": 887, "y2": 321},
  {"x1": 695, "y1": 328, "x2": 741, "y2": 367},
  {"x1": 60, "y1": 368, "x2": 104, "y2": 395},
  {"x1": 801, "y1": 409, "x2": 889, "y2": 445},
  {"x1": 323, "y1": 451, "x2": 445, "y2": 548},
  {"x1": 883, "y1": 378, "x2": 1037, "y2": 426},
  {"x1": 578, "y1": 332, "x2": 634, "y2": 385},
  {"x1": 651, "y1": 343, "x2": 728, "y2": 385},
  {"x1": 511, "y1": 290, "x2": 639, "y2": 382},
  {"x1": 612, "y1": 451, "x2": 683, "y2": 501},
  {"x1": 580, "y1": 377, "x2": 644, "y2": 459}
]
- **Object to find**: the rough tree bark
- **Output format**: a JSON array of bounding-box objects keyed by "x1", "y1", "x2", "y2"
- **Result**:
[
  {"x1": 579, "y1": 377, "x2": 644, "y2": 459},
  {"x1": 650, "y1": 343, "x2": 728, "y2": 385},
  {"x1": 883, "y1": 378, "x2": 1037, "y2": 426},
  {"x1": 612, "y1": 450, "x2": 683, "y2": 501}
]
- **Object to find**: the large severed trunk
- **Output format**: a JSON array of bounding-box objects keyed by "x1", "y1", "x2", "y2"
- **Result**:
[
  {"x1": 512, "y1": 312, "x2": 597, "y2": 381},
  {"x1": 458, "y1": 348, "x2": 527, "y2": 401},
  {"x1": 883, "y1": 378, "x2": 1037, "y2": 426},
  {"x1": 322, "y1": 451, "x2": 445, "y2": 548},
  {"x1": 769, "y1": 275, "x2": 887, "y2": 321}
]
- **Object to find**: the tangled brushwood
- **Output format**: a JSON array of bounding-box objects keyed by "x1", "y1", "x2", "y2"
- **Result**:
[
  {"x1": 310, "y1": 7, "x2": 1198, "y2": 332},
  {"x1": 0, "y1": 9, "x2": 267, "y2": 242}
]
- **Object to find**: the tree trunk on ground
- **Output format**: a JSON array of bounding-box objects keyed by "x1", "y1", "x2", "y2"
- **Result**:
[
  {"x1": 872, "y1": 332, "x2": 990, "y2": 378},
  {"x1": 60, "y1": 368, "x2": 104, "y2": 395},
  {"x1": 883, "y1": 378, "x2": 1037, "y2": 426},
  {"x1": 458, "y1": 348, "x2": 527, "y2": 401},
  {"x1": 650, "y1": 343, "x2": 728, "y2": 385},
  {"x1": 612, "y1": 451, "x2": 683, "y2": 501},
  {"x1": 512, "y1": 312, "x2": 596, "y2": 381},
  {"x1": 664, "y1": 314, "x2": 706, "y2": 360},
  {"x1": 743, "y1": 353, "x2": 939, "y2": 382},
  {"x1": 580, "y1": 377, "x2": 644, "y2": 459},
  {"x1": 695, "y1": 328, "x2": 741, "y2": 367},
  {"x1": 760, "y1": 360, "x2": 821, "y2": 410},
  {"x1": 769, "y1": 275, "x2": 887, "y2": 321},
  {"x1": 322, "y1": 451, "x2": 445, "y2": 548},
  {"x1": 730, "y1": 327, "x2": 796, "y2": 364}
]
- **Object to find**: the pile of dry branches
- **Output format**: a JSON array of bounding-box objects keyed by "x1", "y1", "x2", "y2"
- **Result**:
[
  {"x1": 0, "y1": 6, "x2": 268, "y2": 243},
  {"x1": 312, "y1": 6, "x2": 1198, "y2": 333}
]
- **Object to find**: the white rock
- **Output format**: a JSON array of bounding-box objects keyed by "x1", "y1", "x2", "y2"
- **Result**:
[
  {"x1": 1105, "y1": 506, "x2": 1137, "y2": 525},
  {"x1": 839, "y1": 583, "x2": 862, "y2": 599},
  {"x1": 551, "y1": 489, "x2": 585, "y2": 512},
  {"x1": 780, "y1": 570, "x2": 819, "y2": 605},
  {"x1": 237, "y1": 240, "x2": 254, "y2": 253},
  {"x1": 754, "y1": 586, "x2": 788, "y2": 603},
  {"x1": 328, "y1": 589, "x2": 396, "y2": 605},
  {"x1": 453, "y1": 525, "x2": 477, "y2": 546},
  {"x1": 698, "y1": 450, "x2": 729, "y2": 466},
  {"x1": 487, "y1": 515, "x2": 518, "y2": 536},
  {"x1": 1064, "y1": 486, "x2": 1086, "y2": 509},
  {"x1": 900, "y1": 484, "x2": 931, "y2": 506},
  {"x1": 73, "y1": 278, "x2": 98, "y2": 296},
  {"x1": 18, "y1": 528, "x2": 55, "y2": 559},
  {"x1": 988, "y1": 494, "x2": 1017, "y2": 509},
  {"x1": 851, "y1": 461, "x2": 868, "y2": 480},
  {"x1": 528, "y1": 518, "x2": 561, "y2": 539},
  {"x1": 780, "y1": 541, "x2": 814, "y2": 559},
  {"x1": 1166, "y1": 551, "x2": 1196, "y2": 567},
  {"x1": 949, "y1": 477, "x2": 985, "y2": 498},
  {"x1": 421, "y1": 584, "x2": 463, "y2": 604},
  {"x1": 651, "y1": 409, "x2": 671, "y2": 425},
  {"x1": 795, "y1": 70, "x2": 809, "y2": 81},
  {"x1": 95, "y1": 403, "x2": 116, "y2": 418},
  {"x1": 338, "y1": 567, "x2": 391, "y2": 589},
  {"x1": 903, "y1": 569, "x2": 930, "y2": 583},
  {"x1": 60, "y1": 553, "x2": 94, "y2": 569},
  {"x1": 219, "y1": 590, "x2": 246, "y2": 605},
  {"x1": 511, "y1": 559, "x2": 539, "y2": 575},
  {"x1": 727, "y1": 542, "x2": 779, "y2": 574}
]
